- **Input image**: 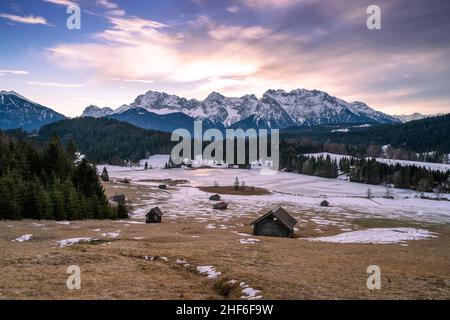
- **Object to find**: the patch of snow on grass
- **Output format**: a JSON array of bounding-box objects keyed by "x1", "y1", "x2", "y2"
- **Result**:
[
  {"x1": 144, "y1": 256, "x2": 168, "y2": 261},
  {"x1": 57, "y1": 237, "x2": 92, "y2": 247},
  {"x1": 101, "y1": 230, "x2": 121, "y2": 238},
  {"x1": 307, "y1": 228, "x2": 436, "y2": 244},
  {"x1": 240, "y1": 238, "x2": 260, "y2": 244},
  {"x1": 236, "y1": 232, "x2": 253, "y2": 236},
  {"x1": 31, "y1": 223, "x2": 45, "y2": 227},
  {"x1": 176, "y1": 259, "x2": 190, "y2": 266},
  {"x1": 13, "y1": 234, "x2": 32, "y2": 242},
  {"x1": 197, "y1": 266, "x2": 221, "y2": 279},
  {"x1": 56, "y1": 221, "x2": 71, "y2": 225},
  {"x1": 240, "y1": 282, "x2": 262, "y2": 300},
  {"x1": 115, "y1": 220, "x2": 145, "y2": 224}
]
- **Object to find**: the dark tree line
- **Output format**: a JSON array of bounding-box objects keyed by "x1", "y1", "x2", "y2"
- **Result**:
[
  {"x1": 280, "y1": 154, "x2": 339, "y2": 178},
  {"x1": 0, "y1": 131, "x2": 127, "y2": 220},
  {"x1": 339, "y1": 157, "x2": 449, "y2": 193}
]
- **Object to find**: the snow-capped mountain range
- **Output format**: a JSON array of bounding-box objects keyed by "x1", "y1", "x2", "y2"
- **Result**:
[
  {"x1": 0, "y1": 91, "x2": 65, "y2": 131},
  {"x1": 0, "y1": 88, "x2": 402, "y2": 132},
  {"x1": 82, "y1": 88, "x2": 400, "y2": 129},
  {"x1": 394, "y1": 113, "x2": 444, "y2": 123}
]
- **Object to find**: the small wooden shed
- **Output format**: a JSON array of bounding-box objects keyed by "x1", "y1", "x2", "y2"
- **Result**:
[
  {"x1": 320, "y1": 200, "x2": 329, "y2": 207},
  {"x1": 146, "y1": 207, "x2": 163, "y2": 223},
  {"x1": 250, "y1": 207, "x2": 297, "y2": 238},
  {"x1": 213, "y1": 202, "x2": 228, "y2": 210},
  {"x1": 110, "y1": 194, "x2": 126, "y2": 203},
  {"x1": 209, "y1": 194, "x2": 221, "y2": 201}
]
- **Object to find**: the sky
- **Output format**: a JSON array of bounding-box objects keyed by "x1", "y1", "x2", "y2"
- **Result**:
[{"x1": 0, "y1": 0, "x2": 449, "y2": 117}]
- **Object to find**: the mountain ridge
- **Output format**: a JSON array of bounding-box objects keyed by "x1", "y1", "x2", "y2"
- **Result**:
[
  {"x1": 394, "y1": 113, "x2": 444, "y2": 123},
  {"x1": 0, "y1": 90, "x2": 66, "y2": 131},
  {"x1": 82, "y1": 88, "x2": 400, "y2": 129},
  {"x1": 1, "y1": 88, "x2": 401, "y2": 132}
]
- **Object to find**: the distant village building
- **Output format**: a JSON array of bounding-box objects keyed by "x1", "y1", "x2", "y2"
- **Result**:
[
  {"x1": 158, "y1": 184, "x2": 167, "y2": 190},
  {"x1": 209, "y1": 194, "x2": 221, "y2": 201},
  {"x1": 109, "y1": 194, "x2": 126, "y2": 207},
  {"x1": 251, "y1": 207, "x2": 297, "y2": 238},
  {"x1": 146, "y1": 207, "x2": 163, "y2": 223},
  {"x1": 110, "y1": 195, "x2": 126, "y2": 203},
  {"x1": 213, "y1": 202, "x2": 228, "y2": 210},
  {"x1": 320, "y1": 200, "x2": 329, "y2": 207}
]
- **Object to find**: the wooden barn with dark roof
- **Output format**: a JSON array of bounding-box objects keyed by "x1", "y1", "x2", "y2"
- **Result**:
[
  {"x1": 250, "y1": 207, "x2": 297, "y2": 238},
  {"x1": 146, "y1": 207, "x2": 163, "y2": 224}
]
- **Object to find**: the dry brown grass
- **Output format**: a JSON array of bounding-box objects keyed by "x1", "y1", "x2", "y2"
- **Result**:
[
  {"x1": 1, "y1": 181, "x2": 449, "y2": 300},
  {"x1": 1, "y1": 217, "x2": 449, "y2": 300}
]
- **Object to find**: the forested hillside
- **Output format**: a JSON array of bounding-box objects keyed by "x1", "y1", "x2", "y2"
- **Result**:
[
  {"x1": 38, "y1": 118, "x2": 175, "y2": 165},
  {"x1": 281, "y1": 114, "x2": 450, "y2": 153},
  {"x1": 0, "y1": 131, "x2": 126, "y2": 220}
]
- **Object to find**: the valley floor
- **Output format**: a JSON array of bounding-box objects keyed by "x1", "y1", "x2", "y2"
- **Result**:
[{"x1": 1, "y1": 166, "x2": 449, "y2": 299}]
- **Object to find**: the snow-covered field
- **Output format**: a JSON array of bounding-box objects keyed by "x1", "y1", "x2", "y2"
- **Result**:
[
  {"x1": 100, "y1": 163, "x2": 450, "y2": 230},
  {"x1": 138, "y1": 154, "x2": 170, "y2": 169}
]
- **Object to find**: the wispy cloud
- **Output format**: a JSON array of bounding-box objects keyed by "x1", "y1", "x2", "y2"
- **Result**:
[
  {"x1": 42, "y1": 0, "x2": 77, "y2": 6},
  {"x1": 96, "y1": 0, "x2": 119, "y2": 10},
  {"x1": 103, "y1": 77, "x2": 155, "y2": 84},
  {"x1": 0, "y1": 69, "x2": 29, "y2": 75},
  {"x1": 42, "y1": 0, "x2": 450, "y2": 114},
  {"x1": 96, "y1": 0, "x2": 126, "y2": 16},
  {"x1": 226, "y1": 6, "x2": 240, "y2": 13},
  {"x1": 27, "y1": 81, "x2": 85, "y2": 88},
  {"x1": 241, "y1": 0, "x2": 302, "y2": 9},
  {"x1": 47, "y1": 14, "x2": 265, "y2": 86},
  {"x1": 105, "y1": 9, "x2": 126, "y2": 17},
  {"x1": 0, "y1": 13, "x2": 52, "y2": 26},
  {"x1": 209, "y1": 25, "x2": 271, "y2": 40}
]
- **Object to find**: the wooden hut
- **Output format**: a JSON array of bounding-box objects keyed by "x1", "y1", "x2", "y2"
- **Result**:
[
  {"x1": 250, "y1": 207, "x2": 297, "y2": 238},
  {"x1": 213, "y1": 202, "x2": 228, "y2": 210},
  {"x1": 146, "y1": 207, "x2": 163, "y2": 223},
  {"x1": 209, "y1": 194, "x2": 221, "y2": 201},
  {"x1": 320, "y1": 200, "x2": 329, "y2": 207},
  {"x1": 110, "y1": 194, "x2": 126, "y2": 203}
]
